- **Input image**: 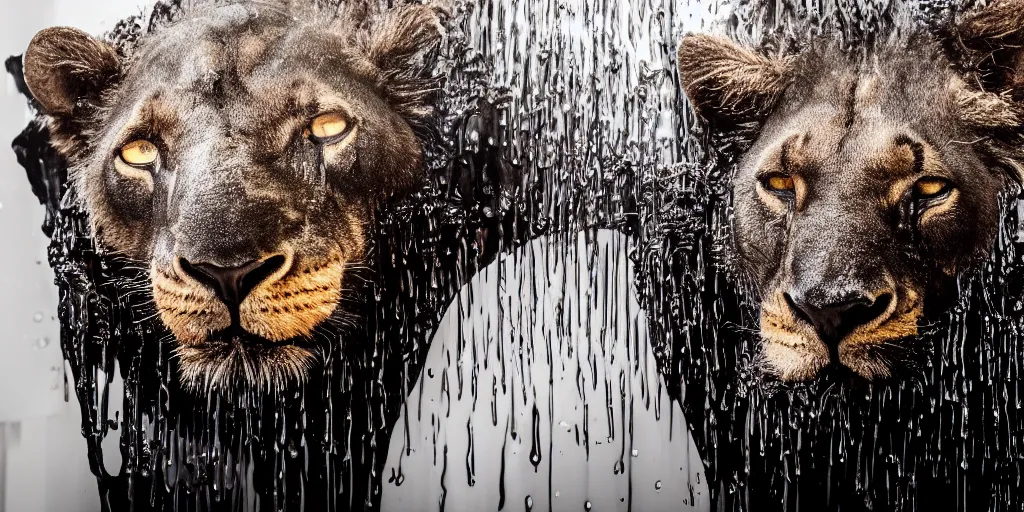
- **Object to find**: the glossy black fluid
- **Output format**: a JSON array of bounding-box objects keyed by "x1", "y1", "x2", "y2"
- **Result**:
[{"x1": 636, "y1": 1, "x2": 1024, "y2": 510}]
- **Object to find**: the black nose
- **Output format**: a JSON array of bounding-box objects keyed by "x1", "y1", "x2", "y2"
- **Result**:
[
  {"x1": 178, "y1": 255, "x2": 288, "y2": 306},
  {"x1": 785, "y1": 291, "x2": 892, "y2": 345}
]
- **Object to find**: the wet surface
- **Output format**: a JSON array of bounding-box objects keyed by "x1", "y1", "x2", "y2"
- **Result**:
[
  {"x1": 6, "y1": 0, "x2": 662, "y2": 510},
  {"x1": 636, "y1": 1, "x2": 1024, "y2": 509},
  {"x1": 383, "y1": 230, "x2": 709, "y2": 512}
]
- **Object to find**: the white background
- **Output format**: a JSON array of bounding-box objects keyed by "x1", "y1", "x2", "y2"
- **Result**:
[{"x1": 0, "y1": 1, "x2": 152, "y2": 510}]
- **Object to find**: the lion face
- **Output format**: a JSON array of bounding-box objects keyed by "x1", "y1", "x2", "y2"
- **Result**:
[
  {"x1": 677, "y1": 2, "x2": 1024, "y2": 382},
  {"x1": 22, "y1": 2, "x2": 445, "y2": 392}
]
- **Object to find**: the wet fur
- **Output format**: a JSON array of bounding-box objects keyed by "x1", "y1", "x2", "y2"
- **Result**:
[
  {"x1": 22, "y1": 0, "x2": 444, "y2": 394},
  {"x1": 677, "y1": 1, "x2": 1024, "y2": 381}
]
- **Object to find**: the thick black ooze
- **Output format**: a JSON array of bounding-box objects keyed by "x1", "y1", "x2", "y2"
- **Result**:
[{"x1": 634, "y1": 1, "x2": 1024, "y2": 510}]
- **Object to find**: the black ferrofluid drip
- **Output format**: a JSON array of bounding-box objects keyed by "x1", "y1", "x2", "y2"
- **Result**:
[{"x1": 5, "y1": 1, "x2": 528, "y2": 510}]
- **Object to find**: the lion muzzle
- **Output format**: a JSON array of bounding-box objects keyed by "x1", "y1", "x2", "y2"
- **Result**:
[{"x1": 760, "y1": 285, "x2": 923, "y2": 381}]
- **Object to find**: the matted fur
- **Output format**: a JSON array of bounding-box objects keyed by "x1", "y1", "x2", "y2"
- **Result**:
[
  {"x1": 22, "y1": 0, "x2": 445, "y2": 394},
  {"x1": 677, "y1": 0, "x2": 1024, "y2": 382}
]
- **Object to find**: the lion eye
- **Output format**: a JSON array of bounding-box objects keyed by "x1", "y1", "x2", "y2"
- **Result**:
[
  {"x1": 913, "y1": 177, "x2": 952, "y2": 199},
  {"x1": 761, "y1": 174, "x2": 795, "y2": 194},
  {"x1": 119, "y1": 140, "x2": 159, "y2": 167},
  {"x1": 307, "y1": 113, "x2": 350, "y2": 143}
]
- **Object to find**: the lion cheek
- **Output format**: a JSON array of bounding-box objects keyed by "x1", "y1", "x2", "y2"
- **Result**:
[
  {"x1": 760, "y1": 304, "x2": 830, "y2": 382},
  {"x1": 152, "y1": 268, "x2": 232, "y2": 345},
  {"x1": 238, "y1": 264, "x2": 345, "y2": 342}
]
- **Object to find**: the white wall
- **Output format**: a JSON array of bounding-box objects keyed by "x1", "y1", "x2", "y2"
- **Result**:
[
  {"x1": 385, "y1": 231, "x2": 709, "y2": 512},
  {"x1": 0, "y1": 2, "x2": 149, "y2": 510}
]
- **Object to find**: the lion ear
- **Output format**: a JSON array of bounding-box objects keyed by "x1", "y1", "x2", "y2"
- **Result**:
[
  {"x1": 950, "y1": 80, "x2": 1023, "y2": 132},
  {"x1": 346, "y1": 4, "x2": 446, "y2": 121},
  {"x1": 955, "y1": 0, "x2": 1024, "y2": 101},
  {"x1": 358, "y1": 4, "x2": 447, "y2": 120},
  {"x1": 23, "y1": 27, "x2": 120, "y2": 116},
  {"x1": 677, "y1": 34, "x2": 792, "y2": 128},
  {"x1": 365, "y1": 4, "x2": 446, "y2": 74}
]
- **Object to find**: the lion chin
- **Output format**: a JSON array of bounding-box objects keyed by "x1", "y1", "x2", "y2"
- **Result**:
[{"x1": 174, "y1": 335, "x2": 318, "y2": 395}]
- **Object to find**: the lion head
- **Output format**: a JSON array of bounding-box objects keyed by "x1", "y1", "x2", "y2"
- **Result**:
[
  {"x1": 22, "y1": 1, "x2": 445, "y2": 393},
  {"x1": 676, "y1": 1, "x2": 1024, "y2": 382}
]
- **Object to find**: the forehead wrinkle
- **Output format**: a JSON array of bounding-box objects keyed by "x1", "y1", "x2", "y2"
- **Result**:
[
  {"x1": 853, "y1": 74, "x2": 882, "y2": 115},
  {"x1": 137, "y1": 35, "x2": 226, "y2": 94},
  {"x1": 265, "y1": 23, "x2": 342, "y2": 67},
  {"x1": 129, "y1": 3, "x2": 300, "y2": 92},
  {"x1": 108, "y1": 90, "x2": 181, "y2": 147},
  {"x1": 784, "y1": 76, "x2": 856, "y2": 158},
  {"x1": 183, "y1": 67, "x2": 221, "y2": 96},
  {"x1": 166, "y1": 28, "x2": 281, "y2": 102},
  {"x1": 777, "y1": 109, "x2": 847, "y2": 180},
  {"x1": 234, "y1": 74, "x2": 324, "y2": 134},
  {"x1": 235, "y1": 29, "x2": 284, "y2": 78},
  {"x1": 215, "y1": 81, "x2": 306, "y2": 155},
  {"x1": 245, "y1": 71, "x2": 320, "y2": 112},
  {"x1": 828, "y1": 73, "x2": 897, "y2": 173}
]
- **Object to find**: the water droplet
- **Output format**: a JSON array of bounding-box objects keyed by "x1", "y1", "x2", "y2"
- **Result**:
[
  {"x1": 32, "y1": 312, "x2": 43, "y2": 323},
  {"x1": 35, "y1": 337, "x2": 50, "y2": 349},
  {"x1": 655, "y1": 480, "x2": 662, "y2": 490}
]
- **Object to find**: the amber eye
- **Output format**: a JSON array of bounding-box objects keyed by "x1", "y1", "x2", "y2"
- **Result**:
[
  {"x1": 307, "y1": 113, "x2": 351, "y2": 143},
  {"x1": 761, "y1": 173, "x2": 795, "y2": 194},
  {"x1": 119, "y1": 140, "x2": 159, "y2": 167},
  {"x1": 913, "y1": 177, "x2": 953, "y2": 200}
]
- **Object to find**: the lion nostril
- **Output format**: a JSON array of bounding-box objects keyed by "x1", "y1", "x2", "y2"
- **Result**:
[
  {"x1": 178, "y1": 254, "x2": 289, "y2": 308},
  {"x1": 844, "y1": 293, "x2": 892, "y2": 331},
  {"x1": 240, "y1": 255, "x2": 287, "y2": 298},
  {"x1": 785, "y1": 291, "x2": 892, "y2": 346},
  {"x1": 784, "y1": 292, "x2": 815, "y2": 328}
]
